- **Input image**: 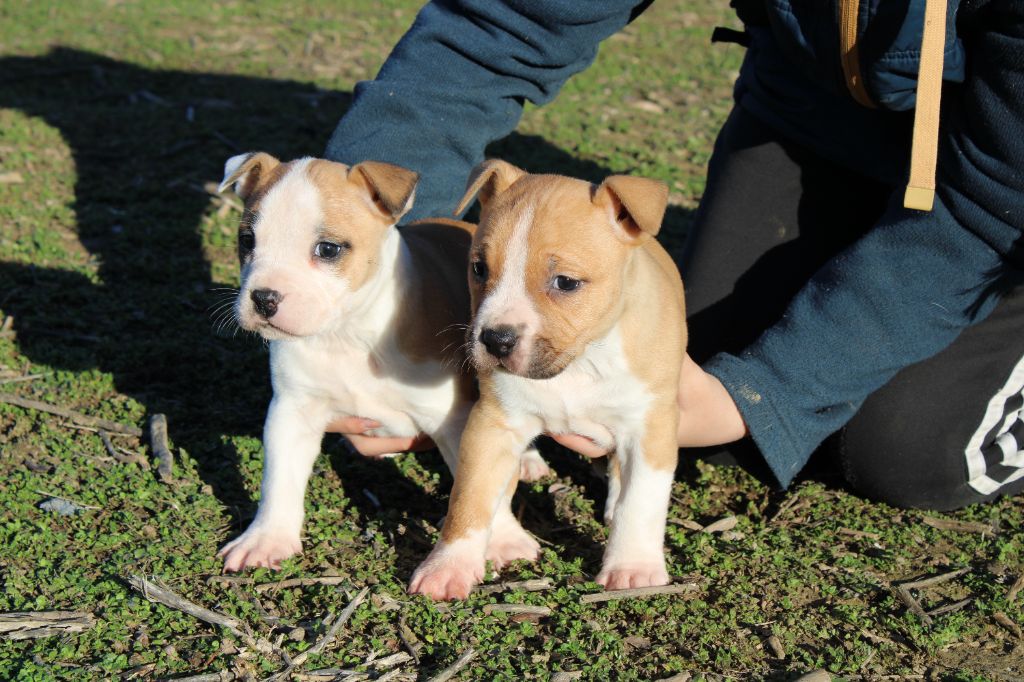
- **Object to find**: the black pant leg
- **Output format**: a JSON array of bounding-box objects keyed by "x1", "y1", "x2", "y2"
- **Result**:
[
  {"x1": 840, "y1": 280, "x2": 1024, "y2": 511},
  {"x1": 682, "y1": 106, "x2": 891, "y2": 364},
  {"x1": 680, "y1": 105, "x2": 890, "y2": 481}
]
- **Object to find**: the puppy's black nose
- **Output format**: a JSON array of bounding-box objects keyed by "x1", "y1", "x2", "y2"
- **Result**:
[
  {"x1": 251, "y1": 288, "x2": 282, "y2": 319},
  {"x1": 480, "y1": 326, "x2": 518, "y2": 359}
]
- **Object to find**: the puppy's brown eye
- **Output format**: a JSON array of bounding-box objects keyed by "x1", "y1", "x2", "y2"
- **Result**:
[
  {"x1": 471, "y1": 260, "x2": 488, "y2": 282},
  {"x1": 239, "y1": 231, "x2": 255, "y2": 253},
  {"x1": 553, "y1": 275, "x2": 581, "y2": 292},
  {"x1": 314, "y1": 241, "x2": 348, "y2": 260}
]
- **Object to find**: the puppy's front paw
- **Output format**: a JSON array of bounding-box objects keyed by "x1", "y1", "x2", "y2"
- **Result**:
[
  {"x1": 519, "y1": 448, "x2": 552, "y2": 482},
  {"x1": 595, "y1": 560, "x2": 669, "y2": 591},
  {"x1": 409, "y1": 542, "x2": 485, "y2": 601},
  {"x1": 485, "y1": 523, "x2": 541, "y2": 571},
  {"x1": 219, "y1": 526, "x2": 302, "y2": 572}
]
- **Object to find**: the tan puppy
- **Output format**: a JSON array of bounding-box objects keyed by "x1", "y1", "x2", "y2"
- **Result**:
[
  {"x1": 410, "y1": 160, "x2": 685, "y2": 599},
  {"x1": 215, "y1": 153, "x2": 548, "y2": 571}
]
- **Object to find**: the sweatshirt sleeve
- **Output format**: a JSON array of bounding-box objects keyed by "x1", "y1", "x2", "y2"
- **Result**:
[
  {"x1": 325, "y1": 0, "x2": 650, "y2": 222},
  {"x1": 704, "y1": 11, "x2": 1024, "y2": 487}
]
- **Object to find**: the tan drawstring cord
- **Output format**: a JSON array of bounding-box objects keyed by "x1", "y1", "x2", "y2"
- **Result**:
[{"x1": 904, "y1": 0, "x2": 948, "y2": 211}]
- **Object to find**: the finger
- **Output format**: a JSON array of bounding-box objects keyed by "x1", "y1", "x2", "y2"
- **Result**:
[
  {"x1": 550, "y1": 433, "x2": 611, "y2": 459},
  {"x1": 325, "y1": 416, "x2": 381, "y2": 434},
  {"x1": 344, "y1": 433, "x2": 438, "y2": 457}
]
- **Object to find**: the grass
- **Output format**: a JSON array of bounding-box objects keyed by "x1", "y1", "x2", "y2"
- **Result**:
[{"x1": 0, "y1": 0, "x2": 1022, "y2": 679}]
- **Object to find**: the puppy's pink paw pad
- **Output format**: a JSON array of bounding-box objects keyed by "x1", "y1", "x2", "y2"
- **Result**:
[
  {"x1": 219, "y1": 528, "x2": 301, "y2": 572},
  {"x1": 409, "y1": 562, "x2": 483, "y2": 601},
  {"x1": 485, "y1": 528, "x2": 541, "y2": 571},
  {"x1": 519, "y1": 449, "x2": 552, "y2": 482},
  {"x1": 596, "y1": 562, "x2": 669, "y2": 591}
]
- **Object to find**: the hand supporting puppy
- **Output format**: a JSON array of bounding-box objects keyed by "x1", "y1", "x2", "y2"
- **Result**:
[{"x1": 331, "y1": 354, "x2": 748, "y2": 460}]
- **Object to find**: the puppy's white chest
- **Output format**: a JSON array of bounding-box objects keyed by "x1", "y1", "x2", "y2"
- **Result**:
[
  {"x1": 495, "y1": 328, "x2": 651, "y2": 448},
  {"x1": 270, "y1": 337, "x2": 453, "y2": 437}
]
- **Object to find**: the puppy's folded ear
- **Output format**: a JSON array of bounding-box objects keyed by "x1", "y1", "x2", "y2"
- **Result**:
[
  {"x1": 349, "y1": 161, "x2": 419, "y2": 223},
  {"x1": 455, "y1": 159, "x2": 526, "y2": 216},
  {"x1": 593, "y1": 175, "x2": 669, "y2": 243},
  {"x1": 218, "y1": 152, "x2": 280, "y2": 200}
]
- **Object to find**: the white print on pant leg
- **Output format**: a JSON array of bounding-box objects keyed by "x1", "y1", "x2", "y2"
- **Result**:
[
  {"x1": 597, "y1": 441, "x2": 673, "y2": 590},
  {"x1": 220, "y1": 395, "x2": 329, "y2": 570},
  {"x1": 965, "y1": 352, "x2": 1024, "y2": 495}
]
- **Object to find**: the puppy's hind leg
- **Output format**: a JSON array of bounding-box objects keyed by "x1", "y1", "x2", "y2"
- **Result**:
[
  {"x1": 519, "y1": 442, "x2": 552, "y2": 482},
  {"x1": 603, "y1": 454, "x2": 621, "y2": 526},
  {"x1": 596, "y1": 409, "x2": 678, "y2": 590}
]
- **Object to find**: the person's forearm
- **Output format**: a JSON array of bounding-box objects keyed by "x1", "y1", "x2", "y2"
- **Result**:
[
  {"x1": 706, "y1": 10, "x2": 1024, "y2": 487},
  {"x1": 325, "y1": 0, "x2": 648, "y2": 221}
]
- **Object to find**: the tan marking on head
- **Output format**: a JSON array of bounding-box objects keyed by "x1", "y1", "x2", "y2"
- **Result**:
[
  {"x1": 467, "y1": 165, "x2": 671, "y2": 378},
  {"x1": 455, "y1": 159, "x2": 527, "y2": 217},
  {"x1": 302, "y1": 158, "x2": 405, "y2": 293},
  {"x1": 219, "y1": 151, "x2": 282, "y2": 201}
]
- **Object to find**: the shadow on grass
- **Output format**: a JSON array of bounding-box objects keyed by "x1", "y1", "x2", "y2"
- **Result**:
[{"x1": 0, "y1": 47, "x2": 696, "y2": 564}]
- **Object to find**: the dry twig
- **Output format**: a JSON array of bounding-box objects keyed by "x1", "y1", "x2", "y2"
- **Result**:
[
  {"x1": 899, "y1": 567, "x2": 970, "y2": 590},
  {"x1": 892, "y1": 585, "x2": 932, "y2": 627},
  {"x1": 254, "y1": 576, "x2": 349, "y2": 594},
  {"x1": 128, "y1": 574, "x2": 241, "y2": 632},
  {"x1": 580, "y1": 581, "x2": 699, "y2": 604},
  {"x1": 99, "y1": 430, "x2": 150, "y2": 469},
  {"x1": 427, "y1": 646, "x2": 478, "y2": 682},
  {"x1": 149, "y1": 413, "x2": 174, "y2": 482},
  {"x1": 264, "y1": 586, "x2": 370, "y2": 682},
  {"x1": 126, "y1": 574, "x2": 273, "y2": 655},
  {"x1": 926, "y1": 598, "x2": 972, "y2": 617},
  {"x1": 1008, "y1": 574, "x2": 1024, "y2": 603},
  {"x1": 170, "y1": 672, "x2": 236, "y2": 682},
  {"x1": 0, "y1": 611, "x2": 95, "y2": 639},
  {"x1": 481, "y1": 604, "x2": 552, "y2": 617},
  {"x1": 994, "y1": 612, "x2": 1023, "y2": 640},
  {"x1": 0, "y1": 391, "x2": 142, "y2": 436},
  {"x1": 369, "y1": 651, "x2": 414, "y2": 669},
  {"x1": 397, "y1": 613, "x2": 420, "y2": 665},
  {"x1": 702, "y1": 516, "x2": 738, "y2": 534},
  {"x1": 473, "y1": 578, "x2": 553, "y2": 595},
  {"x1": 920, "y1": 516, "x2": 996, "y2": 535}
]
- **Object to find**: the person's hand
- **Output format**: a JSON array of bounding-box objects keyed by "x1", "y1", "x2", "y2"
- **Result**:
[
  {"x1": 325, "y1": 416, "x2": 435, "y2": 456},
  {"x1": 550, "y1": 353, "x2": 748, "y2": 457},
  {"x1": 333, "y1": 354, "x2": 748, "y2": 459}
]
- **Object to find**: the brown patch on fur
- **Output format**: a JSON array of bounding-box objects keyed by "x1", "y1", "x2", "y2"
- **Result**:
[
  {"x1": 395, "y1": 218, "x2": 478, "y2": 402},
  {"x1": 305, "y1": 158, "x2": 396, "y2": 293},
  {"x1": 348, "y1": 161, "x2": 419, "y2": 220},
  {"x1": 224, "y1": 152, "x2": 282, "y2": 201},
  {"x1": 455, "y1": 159, "x2": 527, "y2": 217},
  {"x1": 619, "y1": 221, "x2": 686, "y2": 472},
  {"x1": 594, "y1": 175, "x2": 669, "y2": 241},
  {"x1": 231, "y1": 154, "x2": 291, "y2": 264}
]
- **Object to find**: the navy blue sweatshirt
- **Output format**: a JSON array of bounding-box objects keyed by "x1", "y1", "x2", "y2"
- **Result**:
[{"x1": 326, "y1": 0, "x2": 1024, "y2": 487}]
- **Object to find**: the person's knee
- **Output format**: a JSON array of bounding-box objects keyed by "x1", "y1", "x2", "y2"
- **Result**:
[{"x1": 838, "y1": 410, "x2": 981, "y2": 511}]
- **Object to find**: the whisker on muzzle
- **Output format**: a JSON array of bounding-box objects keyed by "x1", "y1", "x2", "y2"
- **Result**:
[{"x1": 436, "y1": 322, "x2": 470, "y2": 338}]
